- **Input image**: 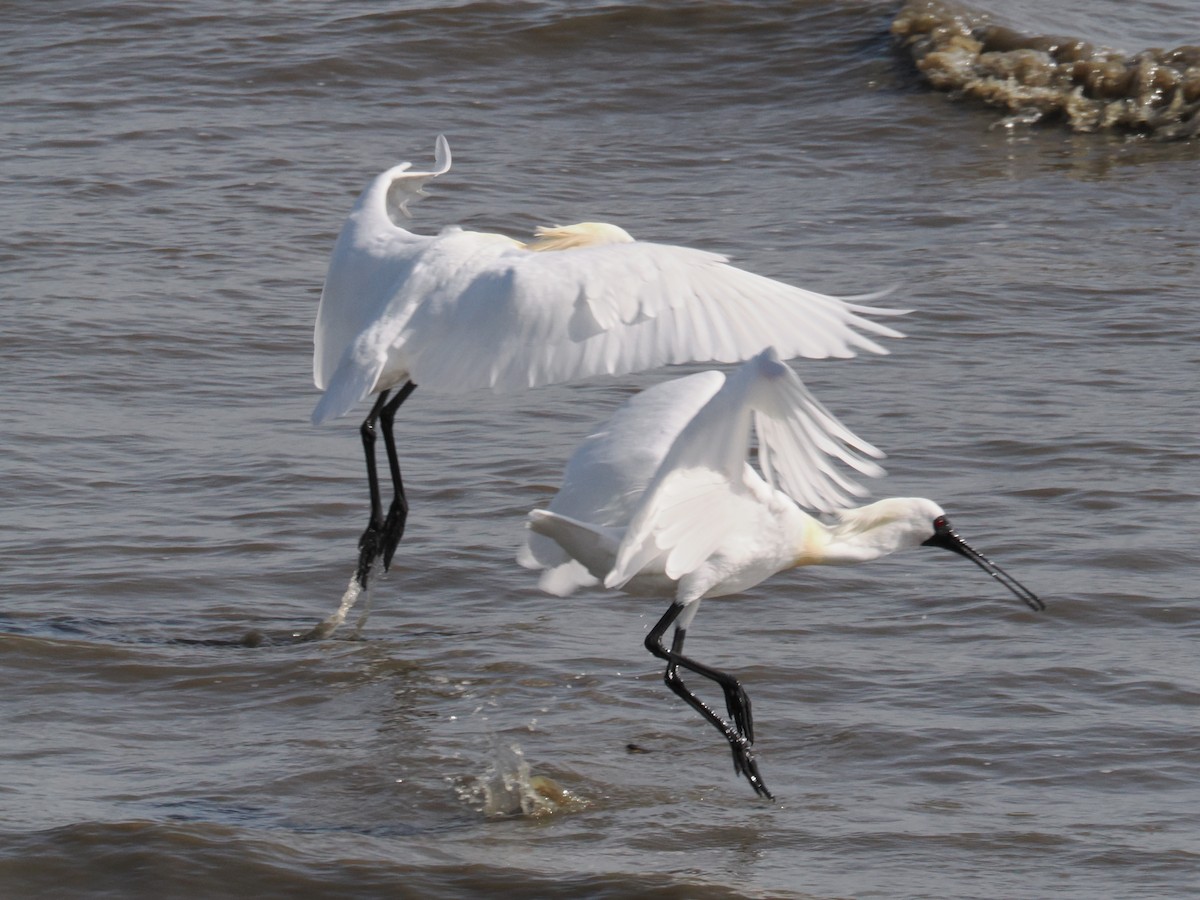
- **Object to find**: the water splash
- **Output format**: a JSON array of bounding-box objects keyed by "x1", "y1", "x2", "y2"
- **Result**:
[
  {"x1": 297, "y1": 571, "x2": 369, "y2": 641},
  {"x1": 457, "y1": 740, "x2": 581, "y2": 818},
  {"x1": 893, "y1": 0, "x2": 1200, "y2": 139}
]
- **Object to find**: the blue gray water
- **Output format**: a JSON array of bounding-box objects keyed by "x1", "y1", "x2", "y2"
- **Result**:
[{"x1": 3, "y1": 1, "x2": 1199, "y2": 897}]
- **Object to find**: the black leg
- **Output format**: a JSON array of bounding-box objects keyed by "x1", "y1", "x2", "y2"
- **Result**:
[
  {"x1": 378, "y1": 381, "x2": 417, "y2": 572},
  {"x1": 355, "y1": 389, "x2": 392, "y2": 588},
  {"x1": 645, "y1": 602, "x2": 773, "y2": 800}
]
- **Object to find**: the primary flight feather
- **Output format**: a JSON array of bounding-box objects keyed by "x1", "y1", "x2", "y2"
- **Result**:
[{"x1": 312, "y1": 135, "x2": 905, "y2": 425}]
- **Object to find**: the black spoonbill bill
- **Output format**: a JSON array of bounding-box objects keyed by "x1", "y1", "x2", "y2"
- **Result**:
[
  {"x1": 521, "y1": 347, "x2": 1043, "y2": 799},
  {"x1": 312, "y1": 136, "x2": 906, "y2": 589}
]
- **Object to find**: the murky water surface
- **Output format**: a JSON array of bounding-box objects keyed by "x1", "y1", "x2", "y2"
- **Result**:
[{"x1": 3, "y1": 2, "x2": 1199, "y2": 897}]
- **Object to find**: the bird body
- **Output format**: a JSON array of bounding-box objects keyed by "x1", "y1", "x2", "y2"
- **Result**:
[
  {"x1": 312, "y1": 135, "x2": 906, "y2": 426},
  {"x1": 528, "y1": 478, "x2": 815, "y2": 603},
  {"x1": 532, "y1": 495, "x2": 965, "y2": 602},
  {"x1": 522, "y1": 347, "x2": 889, "y2": 603},
  {"x1": 521, "y1": 347, "x2": 1042, "y2": 799},
  {"x1": 310, "y1": 136, "x2": 907, "y2": 591}
]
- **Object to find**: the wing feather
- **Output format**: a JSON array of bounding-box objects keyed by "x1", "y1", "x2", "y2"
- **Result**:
[
  {"x1": 401, "y1": 240, "x2": 906, "y2": 393},
  {"x1": 314, "y1": 137, "x2": 907, "y2": 423},
  {"x1": 605, "y1": 347, "x2": 886, "y2": 589},
  {"x1": 312, "y1": 136, "x2": 451, "y2": 405},
  {"x1": 520, "y1": 371, "x2": 725, "y2": 574}
]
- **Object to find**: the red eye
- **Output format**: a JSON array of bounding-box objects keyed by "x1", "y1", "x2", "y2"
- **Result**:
[{"x1": 933, "y1": 516, "x2": 947, "y2": 529}]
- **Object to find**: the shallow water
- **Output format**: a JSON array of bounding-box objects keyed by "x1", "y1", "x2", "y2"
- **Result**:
[{"x1": 3, "y1": 1, "x2": 1200, "y2": 897}]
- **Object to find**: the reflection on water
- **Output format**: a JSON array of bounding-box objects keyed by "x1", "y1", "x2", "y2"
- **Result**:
[{"x1": 893, "y1": 0, "x2": 1200, "y2": 139}]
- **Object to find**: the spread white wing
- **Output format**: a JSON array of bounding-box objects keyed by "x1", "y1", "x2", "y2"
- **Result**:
[
  {"x1": 399, "y1": 241, "x2": 905, "y2": 394},
  {"x1": 605, "y1": 347, "x2": 885, "y2": 589},
  {"x1": 519, "y1": 370, "x2": 726, "y2": 588},
  {"x1": 313, "y1": 136, "x2": 907, "y2": 425},
  {"x1": 386, "y1": 133, "x2": 451, "y2": 220},
  {"x1": 312, "y1": 135, "x2": 451, "y2": 405}
]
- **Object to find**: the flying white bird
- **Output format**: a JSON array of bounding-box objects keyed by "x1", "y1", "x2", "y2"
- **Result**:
[
  {"x1": 312, "y1": 136, "x2": 906, "y2": 588},
  {"x1": 521, "y1": 347, "x2": 1043, "y2": 799}
]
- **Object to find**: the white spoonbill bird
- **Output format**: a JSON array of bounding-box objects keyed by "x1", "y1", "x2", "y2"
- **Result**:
[
  {"x1": 312, "y1": 136, "x2": 906, "y2": 589},
  {"x1": 520, "y1": 347, "x2": 1043, "y2": 799}
]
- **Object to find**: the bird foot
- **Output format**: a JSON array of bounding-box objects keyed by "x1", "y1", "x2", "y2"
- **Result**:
[
  {"x1": 723, "y1": 680, "x2": 755, "y2": 744},
  {"x1": 728, "y1": 734, "x2": 773, "y2": 800},
  {"x1": 380, "y1": 498, "x2": 409, "y2": 572},
  {"x1": 356, "y1": 522, "x2": 384, "y2": 588}
]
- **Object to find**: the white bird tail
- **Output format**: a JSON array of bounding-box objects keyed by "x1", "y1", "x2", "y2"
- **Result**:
[{"x1": 527, "y1": 509, "x2": 622, "y2": 584}]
